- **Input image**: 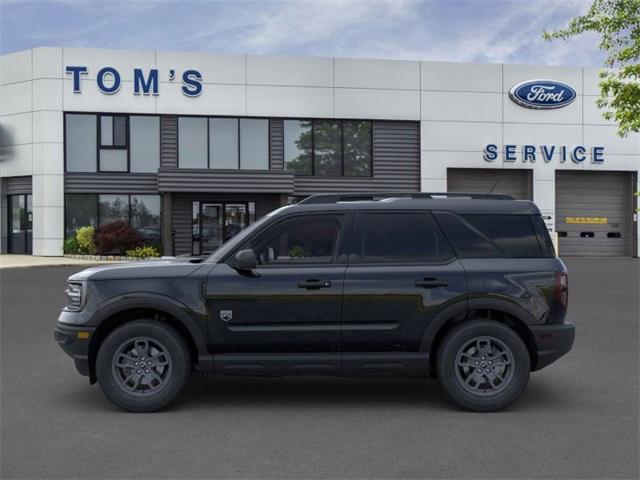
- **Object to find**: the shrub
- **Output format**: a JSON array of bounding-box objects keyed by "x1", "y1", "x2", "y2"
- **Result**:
[
  {"x1": 63, "y1": 236, "x2": 78, "y2": 254},
  {"x1": 125, "y1": 245, "x2": 160, "y2": 259},
  {"x1": 94, "y1": 220, "x2": 143, "y2": 255},
  {"x1": 75, "y1": 226, "x2": 96, "y2": 254}
]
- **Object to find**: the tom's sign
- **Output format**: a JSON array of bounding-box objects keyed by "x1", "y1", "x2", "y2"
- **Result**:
[
  {"x1": 65, "y1": 66, "x2": 203, "y2": 97},
  {"x1": 509, "y1": 79, "x2": 576, "y2": 109}
]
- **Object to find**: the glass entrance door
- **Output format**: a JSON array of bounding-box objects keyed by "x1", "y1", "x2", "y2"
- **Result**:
[
  {"x1": 200, "y1": 203, "x2": 223, "y2": 254},
  {"x1": 8, "y1": 194, "x2": 32, "y2": 254},
  {"x1": 223, "y1": 204, "x2": 248, "y2": 242},
  {"x1": 191, "y1": 201, "x2": 256, "y2": 255}
]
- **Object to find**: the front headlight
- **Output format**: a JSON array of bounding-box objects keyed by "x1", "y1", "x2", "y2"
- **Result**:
[{"x1": 64, "y1": 282, "x2": 85, "y2": 311}]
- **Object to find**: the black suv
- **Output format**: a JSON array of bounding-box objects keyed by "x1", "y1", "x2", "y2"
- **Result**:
[{"x1": 55, "y1": 193, "x2": 574, "y2": 412}]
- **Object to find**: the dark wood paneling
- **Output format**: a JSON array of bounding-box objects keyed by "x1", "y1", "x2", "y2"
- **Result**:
[
  {"x1": 5, "y1": 176, "x2": 32, "y2": 195},
  {"x1": 270, "y1": 119, "x2": 284, "y2": 169},
  {"x1": 65, "y1": 173, "x2": 158, "y2": 193},
  {"x1": 160, "y1": 115, "x2": 178, "y2": 168},
  {"x1": 158, "y1": 168, "x2": 294, "y2": 194}
]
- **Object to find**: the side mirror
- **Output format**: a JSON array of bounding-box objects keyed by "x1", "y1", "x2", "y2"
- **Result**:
[{"x1": 233, "y1": 249, "x2": 258, "y2": 271}]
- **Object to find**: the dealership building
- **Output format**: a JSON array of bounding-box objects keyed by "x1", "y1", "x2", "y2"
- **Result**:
[{"x1": 1, "y1": 47, "x2": 638, "y2": 257}]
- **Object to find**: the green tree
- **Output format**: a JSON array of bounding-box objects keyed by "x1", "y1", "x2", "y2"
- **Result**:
[{"x1": 543, "y1": 0, "x2": 640, "y2": 136}]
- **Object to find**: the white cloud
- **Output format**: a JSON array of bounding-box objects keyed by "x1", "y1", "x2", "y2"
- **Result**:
[{"x1": 1, "y1": 0, "x2": 606, "y2": 66}]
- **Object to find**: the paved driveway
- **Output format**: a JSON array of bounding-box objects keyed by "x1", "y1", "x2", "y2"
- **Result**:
[{"x1": 1, "y1": 258, "x2": 638, "y2": 479}]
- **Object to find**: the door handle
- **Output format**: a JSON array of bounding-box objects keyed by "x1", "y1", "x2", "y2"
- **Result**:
[
  {"x1": 415, "y1": 278, "x2": 448, "y2": 288},
  {"x1": 297, "y1": 279, "x2": 332, "y2": 289}
]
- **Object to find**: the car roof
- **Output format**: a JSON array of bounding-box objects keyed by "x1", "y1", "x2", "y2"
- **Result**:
[{"x1": 273, "y1": 193, "x2": 541, "y2": 216}]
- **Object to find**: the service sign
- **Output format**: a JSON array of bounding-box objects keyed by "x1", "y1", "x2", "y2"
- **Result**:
[{"x1": 509, "y1": 79, "x2": 577, "y2": 109}]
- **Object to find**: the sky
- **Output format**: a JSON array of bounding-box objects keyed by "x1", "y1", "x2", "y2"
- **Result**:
[{"x1": 0, "y1": 0, "x2": 605, "y2": 66}]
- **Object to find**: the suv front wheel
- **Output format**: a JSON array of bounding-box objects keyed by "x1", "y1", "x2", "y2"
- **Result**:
[
  {"x1": 437, "y1": 320, "x2": 530, "y2": 412},
  {"x1": 96, "y1": 320, "x2": 191, "y2": 412}
]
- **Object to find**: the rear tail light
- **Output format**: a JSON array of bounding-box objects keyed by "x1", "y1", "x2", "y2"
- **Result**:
[{"x1": 555, "y1": 271, "x2": 568, "y2": 310}]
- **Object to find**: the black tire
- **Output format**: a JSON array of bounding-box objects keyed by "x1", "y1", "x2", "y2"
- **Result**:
[
  {"x1": 436, "y1": 320, "x2": 530, "y2": 412},
  {"x1": 96, "y1": 320, "x2": 191, "y2": 412}
]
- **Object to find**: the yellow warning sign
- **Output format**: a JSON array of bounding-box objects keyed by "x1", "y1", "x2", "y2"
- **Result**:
[{"x1": 565, "y1": 217, "x2": 608, "y2": 225}]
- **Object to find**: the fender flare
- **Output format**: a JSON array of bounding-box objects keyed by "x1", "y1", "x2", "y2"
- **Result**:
[
  {"x1": 89, "y1": 293, "x2": 209, "y2": 359},
  {"x1": 419, "y1": 295, "x2": 536, "y2": 354},
  {"x1": 419, "y1": 298, "x2": 467, "y2": 353}
]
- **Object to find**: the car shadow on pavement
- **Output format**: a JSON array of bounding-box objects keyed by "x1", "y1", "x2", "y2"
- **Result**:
[{"x1": 56, "y1": 374, "x2": 572, "y2": 414}]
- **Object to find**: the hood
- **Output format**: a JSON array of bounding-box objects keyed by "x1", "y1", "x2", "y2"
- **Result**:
[{"x1": 68, "y1": 257, "x2": 211, "y2": 281}]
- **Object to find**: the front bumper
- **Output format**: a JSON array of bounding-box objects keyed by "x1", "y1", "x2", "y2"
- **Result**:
[
  {"x1": 54, "y1": 323, "x2": 95, "y2": 377},
  {"x1": 530, "y1": 320, "x2": 575, "y2": 371}
]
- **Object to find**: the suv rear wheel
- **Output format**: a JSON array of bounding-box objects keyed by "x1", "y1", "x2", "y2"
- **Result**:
[
  {"x1": 436, "y1": 320, "x2": 530, "y2": 412},
  {"x1": 96, "y1": 320, "x2": 191, "y2": 412}
]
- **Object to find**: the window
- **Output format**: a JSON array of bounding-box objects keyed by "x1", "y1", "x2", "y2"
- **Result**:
[
  {"x1": 343, "y1": 121, "x2": 372, "y2": 176},
  {"x1": 178, "y1": 117, "x2": 208, "y2": 168},
  {"x1": 65, "y1": 193, "x2": 161, "y2": 245},
  {"x1": 530, "y1": 215, "x2": 556, "y2": 258},
  {"x1": 284, "y1": 119, "x2": 373, "y2": 177},
  {"x1": 284, "y1": 120, "x2": 312, "y2": 174},
  {"x1": 130, "y1": 116, "x2": 160, "y2": 173},
  {"x1": 65, "y1": 114, "x2": 97, "y2": 172},
  {"x1": 434, "y1": 212, "x2": 545, "y2": 258},
  {"x1": 433, "y1": 212, "x2": 501, "y2": 258},
  {"x1": 178, "y1": 117, "x2": 269, "y2": 170},
  {"x1": 65, "y1": 194, "x2": 97, "y2": 236},
  {"x1": 240, "y1": 119, "x2": 269, "y2": 169},
  {"x1": 131, "y1": 195, "x2": 162, "y2": 245},
  {"x1": 209, "y1": 118, "x2": 238, "y2": 169},
  {"x1": 358, "y1": 212, "x2": 453, "y2": 263},
  {"x1": 100, "y1": 115, "x2": 126, "y2": 147},
  {"x1": 65, "y1": 113, "x2": 160, "y2": 173},
  {"x1": 461, "y1": 215, "x2": 544, "y2": 258},
  {"x1": 98, "y1": 195, "x2": 130, "y2": 225},
  {"x1": 252, "y1": 215, "x2": 342, "y2": 265},
  {"x1": 314, "y1": 120, "x2": 342, "y2": 176},
  {"x1": 99, "y1": 115, "x2": 128, "y2": 171}
]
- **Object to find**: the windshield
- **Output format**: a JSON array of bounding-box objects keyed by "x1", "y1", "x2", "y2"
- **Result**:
[{"x1": 204, "y1": 205, "x2": 292, "y2": 263}]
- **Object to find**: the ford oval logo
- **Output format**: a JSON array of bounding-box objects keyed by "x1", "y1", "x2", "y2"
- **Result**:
[{"x1": 509, "y1": 79, "x2": 577, "y2": 109}]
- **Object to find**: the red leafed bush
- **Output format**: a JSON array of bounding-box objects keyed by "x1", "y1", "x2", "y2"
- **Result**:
[{"x1": 94, "y1": 220, "x2": 143, "y2": 255}]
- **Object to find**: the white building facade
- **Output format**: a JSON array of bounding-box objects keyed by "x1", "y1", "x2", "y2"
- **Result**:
[{"x1": 1, "y1": 47, "x2": 638, "y2": 257}]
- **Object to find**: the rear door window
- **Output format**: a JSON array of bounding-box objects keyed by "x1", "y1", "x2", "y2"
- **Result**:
[{"x1": 356, "y1": 212, "x2": 455, "y2": 264}]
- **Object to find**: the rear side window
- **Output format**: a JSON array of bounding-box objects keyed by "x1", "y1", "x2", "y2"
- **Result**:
[
  {"x1": 462, "y1": 214, "x2": 543, "y2": 258},
  {"x1": 530, "y1": 214, "x2": 556, "y2": 257},
  {"x1": 433, "y1": 212, "x2": 501, "y2": 258},
  {"x1": 357, "y1": 212, "x2": 454, "y2": 263},
  {"x1": 435, "y1": 212, "x2": 546, "y2": 258}
]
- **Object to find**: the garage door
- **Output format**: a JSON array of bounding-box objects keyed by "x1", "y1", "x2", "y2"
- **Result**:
[
  {"x1": 556, "y1": 171, "x2": 634, "y2": 257},
  {"x1": 447, "y1": 168, "x2": 532, "y2": 199}
]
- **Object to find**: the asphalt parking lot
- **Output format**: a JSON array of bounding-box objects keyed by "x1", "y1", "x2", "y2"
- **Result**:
[{"x1": 1, "y1": 258, "x2": 638, "y2": 479}]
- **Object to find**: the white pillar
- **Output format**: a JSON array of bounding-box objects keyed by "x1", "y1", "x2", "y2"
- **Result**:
[{"x1": 532, "y1": 167, "x2": 556, "y2": 233}]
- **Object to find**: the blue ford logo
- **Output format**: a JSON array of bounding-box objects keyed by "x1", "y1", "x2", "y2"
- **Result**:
[{"x1": 509, "y1": 79, "x2": 577, "y2": 109}]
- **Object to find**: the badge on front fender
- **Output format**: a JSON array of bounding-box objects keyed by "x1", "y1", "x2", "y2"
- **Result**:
[{"x1": 219, "y1": 310, "x2": 233, "y2": 322}]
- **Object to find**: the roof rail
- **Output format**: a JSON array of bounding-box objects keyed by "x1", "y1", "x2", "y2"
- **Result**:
[{"x1": 297, "y1": 192, "x2": 515, "y2": 205}]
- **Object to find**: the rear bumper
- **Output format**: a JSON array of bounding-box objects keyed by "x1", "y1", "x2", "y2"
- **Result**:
[
  {"x1": 54, "y1": 323, "x2": 95, "y2": 377},
  {"x1": 530, "y1": 321, "x2": 575, "y2": 371}
]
